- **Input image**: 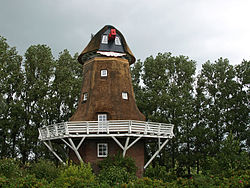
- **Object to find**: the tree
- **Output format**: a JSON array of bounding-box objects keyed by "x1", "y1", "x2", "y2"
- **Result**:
[
  {"x1": 50, "y1": 50, "x2": 82, "y2": 123},
  {"x1": 0, "y1": 36, "x2": 23, "y2": 158},
  {"x1": 132, "y1": 53, "x2": 196, "y2": 175},
  {"x1": 20, "y1": 44, "x2": 54, "y2": 163}
]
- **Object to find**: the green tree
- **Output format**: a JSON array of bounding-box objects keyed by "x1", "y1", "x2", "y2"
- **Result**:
[
  {"x1": 50, "y1": 50, "x2": 82, "y2": 123},
  {"x1": 0, "y1": 36, "x2": 23, "y2": 158},
  {"x1": 232, "y1": 60, "x2": 250, "y2": 149},
  {"x1": 20, "y1": 44, "x2": 54, "y2": 163},
  {"x1": 132, "y1": 53, "x2": 196, "y2": 175}
]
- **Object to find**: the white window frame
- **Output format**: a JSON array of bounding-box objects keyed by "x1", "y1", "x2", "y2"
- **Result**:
[
  {"x1": 122, "y1": 92, "x2": 128, "y2": 100},
  {"x1": 97, "y1": 143, "x2": 108, "y2": 157},
  {"x1": 101, "y1": 69, "x2": 108, "y2": 77},
  {"x1": 101, "y1": 35, "x2": 108, "y2": 44},
  {"x1": 83, "y1": 92, "x2": 88, "y2": 101}
]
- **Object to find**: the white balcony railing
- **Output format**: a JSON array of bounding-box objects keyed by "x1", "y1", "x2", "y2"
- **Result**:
[{"x1": 38, "y1": 120, "x2": 174, "y2": 140}]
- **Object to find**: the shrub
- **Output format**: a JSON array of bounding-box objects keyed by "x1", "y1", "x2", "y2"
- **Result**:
[
  {"x1": 98, "y1": 153, "x2": 137, "y2": 175},
  {"x1": 0, "y1": 174, "x2": 50, "y2": 188},
  {"x1": 98, "y1": 165, "x2": 136, "y2": 186},
  {"x1": 0, "y1": 158, "x2": 22, "y2": 178},
  {"x1": 144, "y1": 163, "x2": 176, "y2": 182},
  {"x1": 125, "y1": 177, "x2": 169, "y2": 188},
  {"x1": 28, "y1": 159, "x2": 60, "y2": 182},
  {"x1": 53, "y1": 162, "x2": 96, "y2": 187},
  {"x1": 0, "y1": 175, "x2": 9, "y2": 188}
]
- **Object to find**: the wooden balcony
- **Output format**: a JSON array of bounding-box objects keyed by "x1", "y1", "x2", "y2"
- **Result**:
[{"x1": 38, "y1": 120, "x2": 174, "y2": 141}]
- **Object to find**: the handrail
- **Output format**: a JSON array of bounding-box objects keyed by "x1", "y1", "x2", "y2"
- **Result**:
[{"x1": 38, "y1": 120, "x2": 174, "y2": 140}]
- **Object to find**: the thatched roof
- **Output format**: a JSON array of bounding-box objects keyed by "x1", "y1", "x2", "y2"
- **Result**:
[{"x1": 78, "y1": 25, "x2": 136, "y2": 65}]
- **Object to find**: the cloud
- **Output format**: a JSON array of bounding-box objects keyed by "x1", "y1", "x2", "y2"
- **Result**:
[{"x1": 1, "y1": 0, "x2": 249, "y2": 69}]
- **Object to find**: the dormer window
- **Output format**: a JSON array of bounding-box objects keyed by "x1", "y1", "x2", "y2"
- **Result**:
[
  {"x1": 101, "y1": 35, "x2": 108, "y2": 44},
  {"x1": 101, "y1": 69, "x2": 108, "y2": 77},
  {"x1": 115, "y1": 36, "x2": 121, "y2": 45},
  {"x1": 122, "y1": 92, "x2": 128, "y2": 100}
]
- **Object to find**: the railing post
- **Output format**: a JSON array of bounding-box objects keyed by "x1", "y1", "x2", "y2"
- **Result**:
[
  {"x1": 38, "y1": 128, "x2": 42, "y2": 139},
  {"x1": 144, "y1": 122, "x2": 148, "y2": 134},
  {"x1": 65, "y1": 122, "x2": 69, "y2": 135},
  {"x1": 46, "y1": 127, "x2": 50, "y2": 138},
  {"x1": 158, "y1": 123, "x2": 161, "y2": 135},
  {"x1": 87, "y1": 122, "x2": 89, "y2": 134},
  {"x1": 54, "y1": 124, "x2": 58, "y2": 136},
  {"x1": 107, "y1": 121, "x2": 109, "y2": 134},
  {"x1": 129, "y1": 121, "x2": 132, "y2": 134}
]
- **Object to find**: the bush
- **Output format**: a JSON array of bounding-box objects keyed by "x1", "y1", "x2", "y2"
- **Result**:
[
  {"x1": 144, "y1": 163, "x2": 176, "y2": 182},
  {"x1": 0, "y1": 158, "x2": 22, "y2": 178},
  {"x1": 0, "y1": 174, "x2": 50, "y2": 188},
  {"x1": 98, "y1": 153, "x2": 137, "y2": 175},
  {"x1": 28, "y1": 159, "x2": 60, "y2": 182},
  {"x1": 53, "y1": 162, "x2": 96, "y2": 188},
  {"x1": 98, "y1": 165, "x2": 136, "y2": 186}
]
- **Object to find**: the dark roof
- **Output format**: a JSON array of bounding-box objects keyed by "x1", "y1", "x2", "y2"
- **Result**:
[{"x1": 78, "y1": 25, "x2": 136, "y2": 65}]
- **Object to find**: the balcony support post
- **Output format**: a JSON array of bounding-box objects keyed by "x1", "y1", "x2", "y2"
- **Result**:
[
  {"x1": 68, "y1": 138, "x2": 83, "y2": 163},
  {"x1": 123, "y1": 137, "x2": 130, "y2": 157},
  {"x1": 144, "y1": 138, "x2": 170, "y2": 169},
  {"x1": 43, "y1": 141, "x2": 66, "y2": 165}
]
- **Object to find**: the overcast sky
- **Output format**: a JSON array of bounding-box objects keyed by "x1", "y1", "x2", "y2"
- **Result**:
[{"x1": 1, "y1": 0, "x2": 250, "y2": 70}]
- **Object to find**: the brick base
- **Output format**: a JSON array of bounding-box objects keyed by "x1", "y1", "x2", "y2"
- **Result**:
[{"x1": 69, "y1": 137, "x2": 145, "y2": 177}]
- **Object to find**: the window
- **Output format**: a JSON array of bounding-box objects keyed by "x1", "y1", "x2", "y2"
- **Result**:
[
  {"x1": 98, "y1": 114, "x2": 107, "y2": 133},
  {"x1": 98, "y1": 114, "x2": 107, "y2": 122},
  {"x1": 115, "y1": 36, "x2": 121, "y2": 45},
  {"x1": 122, "y1": 92, "x2": 128, "y2": 100},
  {"x1": 101, "y1": 69, "x2": 108, "y2": 77},
  {"x1": 97, "y1": 143, "x2": 108, "y2": 157},
  {"x1": 101, "y1": 35, "x2": 108, "y2": 44},
  {"x1": 83, "y1": 92, "x2": 88, "y2": 102}
]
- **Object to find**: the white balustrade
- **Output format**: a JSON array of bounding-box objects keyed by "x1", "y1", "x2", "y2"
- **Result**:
[{"x1": 38, "y1": 120, "x2": 174, "y2": 140}]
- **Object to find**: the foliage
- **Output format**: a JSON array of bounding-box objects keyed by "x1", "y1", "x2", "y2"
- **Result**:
[
  {"x1": 28, "y1": 159, "x2": 60, "y2": 182},
  {"x1": 0, "y1": 158, "x2": 22, "y2": 178},
  {"x1": 98, "y1": 153, "x2": 137, "y2": 174},
  {"x1": 0, "y1": 159, "x2": 249, "y2": 187},
  {"x1": 202, "y1": 132, "x2": 250, "y2": 176},
  {"x1": 0, "y1": 35, "x2": 249, "y2": 182},
  {"x1": 144, "y1": 163, "x2": 176, "y2": 182},
  {"x1": 9, "y1": 174, "x2": 50, "y2": 188},
  {"x1": 52, "y1": 163, "x2": 96, "y2": 188},
  {"x1": 98, "y1": 154, "x2": 137, "y2": 186},
  {"x1": 98, "y1": 165, "x2": 136, "y2": 186}
]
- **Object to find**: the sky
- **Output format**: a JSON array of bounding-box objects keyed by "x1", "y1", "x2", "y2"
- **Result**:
[{"x1": 1, "y1": 0, "x2": 250, "y2": 70}]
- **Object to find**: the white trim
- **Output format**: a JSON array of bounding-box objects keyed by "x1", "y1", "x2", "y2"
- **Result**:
[{"x1": 97, "y1": 51, "x2": 126, "y2": 57}]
